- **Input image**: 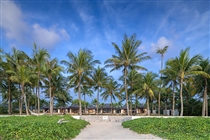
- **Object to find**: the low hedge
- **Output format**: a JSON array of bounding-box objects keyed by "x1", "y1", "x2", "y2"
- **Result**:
[
  {"x1": 122, "y1": 117, "x2": 210, "y2": 140},
  {"x1": 0, "y1": 115, "x2": 89, "y2": 140}
]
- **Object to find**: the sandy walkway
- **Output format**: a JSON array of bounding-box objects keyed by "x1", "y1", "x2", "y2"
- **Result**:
[{"x1": 73, "y1": 122, "x2": 163, "y2": 140}]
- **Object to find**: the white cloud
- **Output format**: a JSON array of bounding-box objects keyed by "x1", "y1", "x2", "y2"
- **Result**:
[
  {"x1": 32, "y1": 24, "x2": 58, "y2": 48},
  {"x1": 151, "y1": 36, "x2": 172, "y2": 53},
  {"x1": 1, "y1": 1, "x2": 28, "y2": 43},
  {"x1": 1, "y1": 1, "x2": 70, "y2": 49}
]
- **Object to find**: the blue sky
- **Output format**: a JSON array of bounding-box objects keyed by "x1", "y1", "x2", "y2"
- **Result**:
[{"x1": 1, "y1": 0, "x2": 210, "y2": 103}]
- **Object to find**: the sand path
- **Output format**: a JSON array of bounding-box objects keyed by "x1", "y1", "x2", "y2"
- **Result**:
[{"x1": 73, "y1": 122, "x2": 163, "y2": 140}]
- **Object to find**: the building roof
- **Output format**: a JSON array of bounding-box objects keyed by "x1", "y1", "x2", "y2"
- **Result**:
[
  {"x1": 69, "y1": 104, "x2": 79, "y2": 109},
  {"x1": 87, "y1": 105, "x2": 96, "y2": 109},
  {"x1": 99, "y1": 103, "x2": 118, "y2": 109}
]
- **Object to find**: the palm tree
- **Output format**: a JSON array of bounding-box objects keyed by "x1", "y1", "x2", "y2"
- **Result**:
[
  {"x1": 134, "y1": 72, "x2": 158, "y2": 116},
  {"x1": 91, "y1": 66, "x2": 107, "y2": 116},
  {"x1": 195, "y1": 58, "x2": 210, "y2": 116},
  {"x1": 61, "y1": 49, "x2": 100, "y2": 116},
  {"x1": 81, "y1": 86, "x2": 94, "y2": 114},
  {"x1": 0, "y1": 55, "x2": 14, "y2": 115},
  {"x1": 101, "y1": 77, "x2": 121, "y2": 114},
  {"x1": 166, "y1": 47, "x2": 202, "y2": 116},
  {"x1": 53, "y1": 76, "x2": 72, "y2": 112},
  {"x1": 161, "y1": 60, "x2": 179, "y2": 116},
  {"x1": 32, "y1": 43, "x2": 50, "y2": 113},
  {"x1": 156, "y1": 46, "x2": 169, "y2": 115},
  {"x1": 126, "y1": 70, "x2": 142, "y2": 115},
  {"x1": 7, "y1": 64, "x2": 36, "y2": 115},
  {"x1": 157, "y1": 46, "x2": 169, "y2": 72},
  {"x1": 105, "y1": 34, "x2": 151, "y2": 116},
  {"x1": 43, "y1": 58, "x2": 62, "y2": 116},
  {"x1": 5, "y1": 48, "x2": 31, "y2": 115}
]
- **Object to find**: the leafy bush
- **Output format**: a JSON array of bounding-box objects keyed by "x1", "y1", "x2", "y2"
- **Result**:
[
  {"x1": 0, "y1": 105, "x2": 8, "y2": 114},
  {"x1": 122, "y1": 117, "x2": 210, "y2": 140},
  {"x1": 0, "y1": 115, "x2": 88, "y2": 140}
]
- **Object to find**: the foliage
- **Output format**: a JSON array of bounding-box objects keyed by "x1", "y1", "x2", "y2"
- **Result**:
[
  {"x1": 105, "y1": 34, "x2": 151, "y2": 115},
  {"x1": 72, "y1": 99, "x2": 89, "y2": 108},
  {"x1": 0, "y1": 105, "x2": 8, "y2": 114},
  {"x1": 122, "y1": 117, "x2": 210, "y2": 140},
  {"x1": 61, "y1": 49, "x2": 100, "y2": 116},
  {"x1": 0, "y1": 115, "x2": 89, "y2": 140}
]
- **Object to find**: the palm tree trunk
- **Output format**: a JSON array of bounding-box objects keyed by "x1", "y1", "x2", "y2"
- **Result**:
[
  {"x1": 49, "y1": 80, "x2": 53, "y2": 116},
  {"x1": 158, "y1": 92, "x2": 160, "y2": 115},
  {"x1": 97, "y1": 87, "x2": 100, "y2": 116},
  {"x1": 34, "y1": 88, "x2": 36, "y2": 113},
  {"x1": 205, "y1": 79, "x2": 208, "y2": 116},
  {"x1": 172, "y1": 83, "x2": 175, "y2": 116},
  {"x1": 202, "y1": 78, "x2": 208, "y2": 116},
  {"x1": 158, "y1": 54, "x2": 164, "y2": 116},
  {"x1": 147, "y1": 98, "x2": 150, "y2": 116},
  {"x1": 124, "y1": 68, "x2": 129, "y2": 116},
  {"x1": 84, "y1": 94, "x2": 86, "y2": 115},
  {"x1": 8, "y1": 79, "x2": 11, "y2": 115},
  {"x1": 202, "y1": 90, "x2": 205, "y2": 116},
  {"x1": 180, "y1": 78, "x2": 184, "y2": 116},
  {"x1": 130, "y1": 95, "x2": 132, "y2": 116},
  {"x1": 206, "y1": 98, "x2": 208, "y2": 116},
  {"x1": 37, "y1": 73, "x2": 40, "y2": 114},
  {"x1": 19, "y1": 84, "x2": 22, "y2": 115},
  {"x1": 21, "y1": 84, "x2": 29, "y2": 115},
  {"x1": 111, "y1": 95, "x2": 113, "y2": 114},
  {"x1": 130, "y1": 87, "x2": 133, "y2": 116},
  {"x1": 78, "y1": 82, "x2": 82, "y2": 117},
  {"x1": 19, "y1": 97, "x2": 22, "y2": 115}
]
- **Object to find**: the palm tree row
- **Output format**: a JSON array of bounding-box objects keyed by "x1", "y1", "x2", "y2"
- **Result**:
[
  {"x1": 0, "y1": 34, "x2": 209, "y2": 117},
  {"x1": 161, "y1": 48, "x2": 210, "y2": 116},
  {"x1": 0, "y1": 45, "x2": 67, "y2": 116}
]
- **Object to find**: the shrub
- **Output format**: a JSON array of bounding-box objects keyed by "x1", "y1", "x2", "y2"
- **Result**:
[
  {"x1": 122, "y1": 117, "x2": 210, "y2": 140},
  {"x1": 0, "y1": 115, "x2": 88, "y2": 140}
]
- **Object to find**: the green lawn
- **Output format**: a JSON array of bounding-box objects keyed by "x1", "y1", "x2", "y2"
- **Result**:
[
  {"x1": 0, "y1": 115, "x2": 89, "y2": 140},
  {"x1": 122, "y1": 117, "x2": 210, "y2": 140}
]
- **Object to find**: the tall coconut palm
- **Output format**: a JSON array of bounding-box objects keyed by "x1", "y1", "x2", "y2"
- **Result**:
[
  {"x1": 161, "y1": 60, "x2": 179, "y2": 116},
  {"x1": 7, "y1": 64, "x2": 36, "y2": 115},
  {"x1": 118, "y1": 70, "x2": 142, "y2": 115},
  {"x1": 43, "y1": 58, "x2": 62, "y2": 116},
  {"x1": 157, "y1": 46, "x2": 169, "y2": 72},
  {"x1": 105, "y1": 34, "x2": 151, "y2": 116},
  {"x1": 0, "y1": 55, "x2": 14, "y2": 115},
  {"x1": 73, "y1": 81, "x2": 94, "y2": 114},
  {"x1": 91, "y1": 66, "x2": 107, "y2": 116},
  {"x1": 156, "y1": 46, "x2": 168, "y2": 115},
  {"x1": 134, "y1": 72, "x2": 158, "y2": 116},
  {"x1": 6, "y1": 48, "x2": 29, "y2": 115},
  {"x1": 101, "y1": 77, "x2": 121, "y2": 114},
  {"x1": 32, "y1": 43, "x2": 50, "y2": 113},
  {"x1": 61, "y1": 49, "x2": 100, "y2": 116},
  {"x1": 166, "y1": 47, "x2": 203, "y2": 116},
  {"x1": 195, "y1": 58, "x2": 210, "y2": 116}
]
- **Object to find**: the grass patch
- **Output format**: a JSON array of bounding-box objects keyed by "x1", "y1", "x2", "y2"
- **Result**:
[
  {"x1": 122, "y1": 117, "x2": 210, "y2": 140},
  {"x1": 0, "y1": 115, "x2": 89, "y2": 140}
]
